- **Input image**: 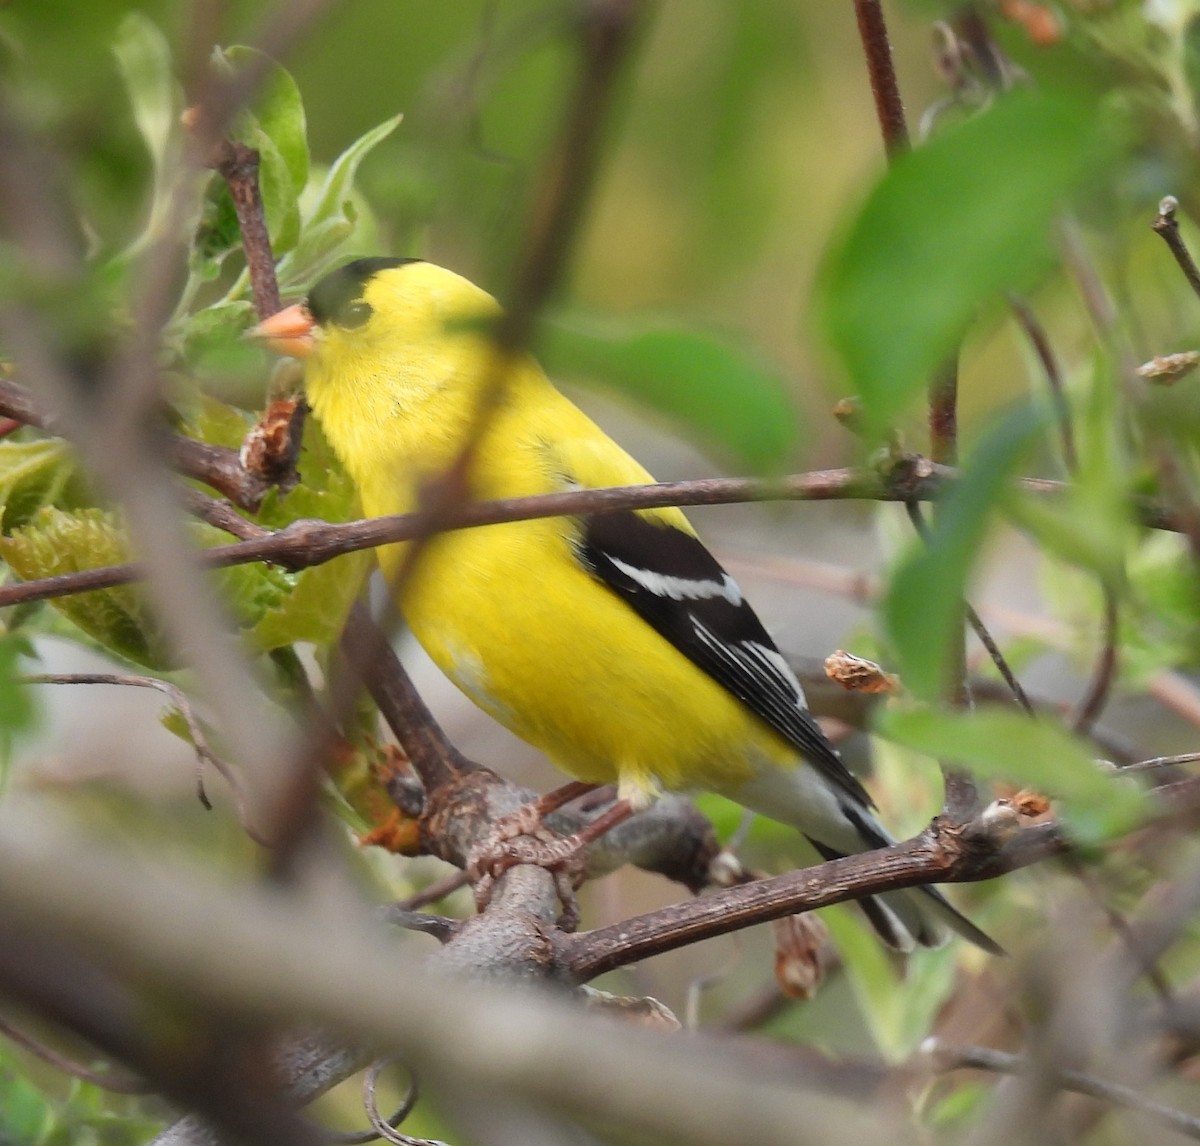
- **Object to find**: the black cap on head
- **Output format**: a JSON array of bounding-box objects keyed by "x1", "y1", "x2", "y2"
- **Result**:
[{"x1": 306, "y1": 257, "x2": 422, "y2": 327}]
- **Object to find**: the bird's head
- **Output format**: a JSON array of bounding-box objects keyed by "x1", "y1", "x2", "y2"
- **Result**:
[{"x1": 251, "y1": 258, "x2": 503, "y2": 384}]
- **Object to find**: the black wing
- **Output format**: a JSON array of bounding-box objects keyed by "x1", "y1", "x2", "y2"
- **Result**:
[{"x1": 577, "y1": 510, "x2": 873, "y2": 809}]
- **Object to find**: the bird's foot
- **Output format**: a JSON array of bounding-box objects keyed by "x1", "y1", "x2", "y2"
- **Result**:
[
  {"x1": 466, "y1": 826, "x2": 589, "y2": 931},
  {"x1": 466, "y1": 785, "x2": 633, "y2": 932}
]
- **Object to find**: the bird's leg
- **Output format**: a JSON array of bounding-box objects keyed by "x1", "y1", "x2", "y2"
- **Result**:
[{"x1": 467, "y1": 790, "x2": 634, "y2": 931}]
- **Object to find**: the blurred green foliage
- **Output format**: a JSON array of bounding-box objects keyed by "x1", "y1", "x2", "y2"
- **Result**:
[{"x1": 0, "y1": 1043, "x2": 163, "y2": 1145}]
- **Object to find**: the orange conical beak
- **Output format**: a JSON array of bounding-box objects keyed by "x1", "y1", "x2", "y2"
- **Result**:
[{"x1": 249, "y1": 304, "x2": 316, "y2": 359}]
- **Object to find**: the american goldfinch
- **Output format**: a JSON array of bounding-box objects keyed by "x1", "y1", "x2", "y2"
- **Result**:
[{"x1": 254, "y1": 257, "x2": 998, "y2": 953}]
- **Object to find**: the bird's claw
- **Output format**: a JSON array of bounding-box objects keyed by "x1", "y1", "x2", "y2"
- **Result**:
[{"x1": 466, "y1": 826, "x2": 589, "y2": 932}]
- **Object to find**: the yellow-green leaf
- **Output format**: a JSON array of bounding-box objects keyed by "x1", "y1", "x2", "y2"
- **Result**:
[{"x1": 0, "y1": 507, "x2": 166, "y2": 668}]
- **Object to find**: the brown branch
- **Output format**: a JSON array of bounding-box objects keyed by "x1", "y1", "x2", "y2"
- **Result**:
[
  {"x1": 0, "y1": 461, "x2": 1185, "y2": 613},
  {"x1": 560, "y1": 817, "x2": 1064, "y2": 982},
  {"x1": 341, "y1": 604, "x2": 474, "y2": 796},
  {"x1": 203, "y1": 113, "x2": 324, "y2": 881},
  {"x1": 0, "y1": 931, "x2": 329, "y2": 1146},
  {"x1": 853, "y1": 0, "x2": 910, "y2": 159},
  {"x1": 207, "y1": 141, "x2": 280, "y2": 318},
  {"x1": 928, "y1": 359, "x2": 959, "y2": 469}
]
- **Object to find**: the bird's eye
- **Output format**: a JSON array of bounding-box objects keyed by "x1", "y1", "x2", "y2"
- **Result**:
[{"x1": 339, "y1": 300, "x2": 373, "y2": 330}]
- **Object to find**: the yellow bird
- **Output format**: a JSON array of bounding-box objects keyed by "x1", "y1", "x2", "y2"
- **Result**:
[{"x1": 255, "y1": 257, "x2": 998, "y2": 953}]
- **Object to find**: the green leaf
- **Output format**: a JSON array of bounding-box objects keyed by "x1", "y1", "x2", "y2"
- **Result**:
[
  {"x1": 273, "y1": 112, "x2": 401, "y2": 288},
  {"x1": 245, "y1": 421, "x2": 372, "y2": 649},
  {"x1": 188, "y1": 521, "x2": 292, "y2": 631},
  {"x1": 176, "y1": 393, "x2": 255, "y2": 451},
  {"x1": 207, "y1": 47, "x2": 305, "y2": 257},
  {"x1": 301, "y1": 113, "x2": 403, "y2": 231},
  {"x1": 0, "y1": 508, "x2": 167, "y2": 669},
  {"x1": 1124, "y1": 532, "x2": 1200, "y2": 683},
  {"x1": 174, "y1": 300, "x2": 257, "y2": 371},
  {"x1": 0, "y1": 439, "x2": 85, "y2": 532},
  {"x1": 251, "y1": 551, "x2": 371, "y2": 650},
  {"x1": 1005, "y1": 486, "x2": 1131, "y2": 584},
  {"x1": 824, "y1": 902, "x2": 961, "y2": 1062},
  {"x1": 274, "y1": 215, "x2": 356, "y2": 288},
  {"x1": 536, "y1": 310, "x2": 798, "y2": 473},
  {"x1": 0, "y1": 630, "x2": 38, "y2": 781},
  {"x1": 221, "y1": 46, "x2": 309, "y2": 192},
  {"x1": 883, "y1": 404, "x2": 1045, "y2": 700},
  {"x1": 924, "y1": 1081, "x2": 990, "y2": 1132},
  {"x1": 189, "y1": 181, "x2": 244, "y2": 281},
  {"x1": 819, "y1": 88, "x2": 1106, "y2": 436},
  {"x1": 1009, "y1": 350, "x2": 1135, "y2": 584},
  {"x1": 112, "y1": 13, "x2": 175, "y2": 177},
  {"x1": 882, "y1": 705, "x2": 1146, "y2": 844},
  {"x1": 0, "y1": 1065, "x2": 56, "y2": 1144}
]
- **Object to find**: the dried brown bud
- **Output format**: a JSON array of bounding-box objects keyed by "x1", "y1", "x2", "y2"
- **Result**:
[
  {"x1": 968, "y1": 799, "x2": 1024, "y2": 845},
  {"x1": 358, "y1": 811, "x2": 422, "y2": 856},
  {"x1": 580, "y1": 987, "x2": 682, "y2": 1030},
  {"x1": 1137, "y1": 352, "x2": 1200, "y2": 385},
  {"x1": 824, "y1": 649, "x2": 899, "y2": 694},
  {"x1": 239, "y1": 395, "x2": 305, "y2": 486},
  {"x1": 833, "y1": 397, "x2": 864, "y2": 434},
  {"x1": 1008, "y1": 788, "x2": 1052, "y2": 819},
  {"x1": 999, "y1": 0, "x2": 1062, "y2": 45},
  {"x1": 772, "y1": 913, "x2": 828, "y2": 1001}
]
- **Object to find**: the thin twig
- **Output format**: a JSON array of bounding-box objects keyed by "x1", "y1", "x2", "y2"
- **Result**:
[
  {"x1": 925, "y1": 1039, "x2": 1200, "y2": 1140},
  {"x1": 1071, "y1": 588, "x2": 1120, "y2": 734},
  {"x1": 1121, "y1": 752, "x2": 1200, "y2": 773},
  {"x1": 0, "y1": 1014, "x2": 149, "y2": 1095},
  {"x1": 208, "y1": 141, "x2": 280, "y2": 319},
  {"x1": 22, "y1": 672, "x2": 266, "y2": 845},
  {"x1": 1069, "y1": 857, "x2": 1175, "y2": 1003},
  {"x1": 393, "y1": 870, "x2": 471, "y2": 912},
  {"x1": 1151, "y1": 195, "x2": 1200, "y2": 304},
  {"x1": 1007, "y1": 293, "x2": 1119, "y2": 733},
  {"x1": 321, "y1": 1057, "x2": 423, "y2": 1145},
  {"x1": 964, "y1": 604, "x2": 1035, "y2": 716},
  {"x1": 362, "y1": 1059, "x2": 447, "y2": 1146},
  {"x1": 904, "y1": 498, "x2": 977, "y2": 816},
  {"x1": 928, "y1": 359, "x2": 959, "y2": 469},
  {"x1": 1009, "y1": 293, "x2": 1077, "y2": 470},
  {"x1": 854, "y1": 0, "x2": 976, "y2": 816}
]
